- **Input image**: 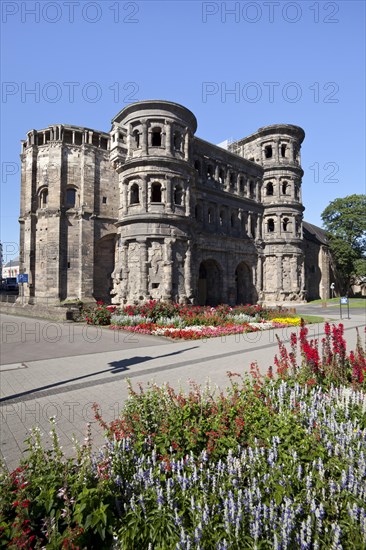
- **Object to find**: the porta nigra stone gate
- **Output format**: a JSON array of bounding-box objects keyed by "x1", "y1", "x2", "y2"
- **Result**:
[{"x1": 18, "y1": 100, "x2": 332, "y2": 306}]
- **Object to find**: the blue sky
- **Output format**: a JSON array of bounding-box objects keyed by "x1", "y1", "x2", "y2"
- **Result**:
[{"x1": 1, "y1": 0, "x2": 365, "y2": 261}]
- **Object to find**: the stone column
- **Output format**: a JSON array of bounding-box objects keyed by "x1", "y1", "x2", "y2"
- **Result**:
[
  {"x1": 127, "y1": 124, "x2": 132, "y2": 158},
  {"x1": 121, "y1": 240, "x2": 129, "y2": 301},
  {"x1": 138, "y1": 240, "x2": 149, "y2": 297},
  {"x1": 184, "y1": 240, "x2": 193, "y2": 299},
  {"x1": 236, "y1": 173, "x2": 241, "y2": 194},
  {"x1": 141, "y1": 174, "x2": 148, "y2": 212},
  {"x1": 300, "y1": 257, "x2": 305, "y2": 291},
  {"x1": 274, "y1": 138, "x2": 280, "y2": 162},
  {"x1": 165, "y1": 177, "x2": 172, "y2": 213},
  {"x1": 257, "y1": 256, "x2": 263, "y2": 292},
  {"x1": 165, "y1": 122, "x2": 172, "y2": 155},
  {"x1": 215, "y1": 165, "x2": 220, "y2": 182},
  {"x1": 122, "y1": 180, "x2": 128, "y2": 215},
  {"x1": 276, "y1": 255, "x2": 282, "y2": 294},
  {"x1": 256, "y1": 181, "x2": 261, "y2": 201},
  {"x1": 185, "y1": 185, "x2": 191, "y2": 216},
  {"x1": 293, "y1": 216, "x2": 297, "y2": 237},
  {"x1": 141, "y1": 120, "x2": 148, "y2": 155},
  {"x1": 184, "y1": 131, "x2": 189, "y2": 159},
  {"x1": 163, "y1": 238, "x2": 173, "y2": 300},
  {"x1": 258, "y1": 214, "x2": 263, "y2": 239},
  {"x1": 225, "y1": 170, "x2": 231, "y2": 191},
  {"x1": 247, "y1": 212, "x2": 252, "y2": 238}
]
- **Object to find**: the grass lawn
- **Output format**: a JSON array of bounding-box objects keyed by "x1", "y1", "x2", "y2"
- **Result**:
[
  {"x1": 308, "y1": 297, "x2": 366, "y2": 308},
  {"x1": 299, "y1": 314, "x2": 326, "y2": 323}
]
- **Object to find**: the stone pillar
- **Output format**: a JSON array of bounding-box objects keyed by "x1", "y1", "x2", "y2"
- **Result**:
[
  {"x1": 185, "y1": 186, "x2": 191, "y2": 216},
  {"x1": 122, "y1": 180, "x2": 128, "y2": 215},
  {"x1": 121, "y1": 240, "x2": 129, "y2": 301},
  {"x1": 215, "y1": 165, "x2": 220, "y2": 182},
  {"x1": 274, "y1": 138, "x2": 280, "y2": 162},
  {"x1": 256, "y1": 181, "x2": 261, "y2": 201},
  {"x1": 141, "y1": 120, "x2": 148, "y2": 155},
  {"x1": 184, "y1": 241, "x2": 193, "y2": 299},
  {"x1": 141, "y1": 174, "x2": 148, "y2": 212},
  {"x1": 225, "y1": 170, "x2": 231, "y2": 191},
  {"x1": 184, "y1": 131, "x2": 189, "y2": 159},
  {"x1": 138, "y1": 240, "x2": 149, "y2": 297},
  {"x1": 165, "y1": 122, "x2": 172, "y2": 155},
  {"x1": 300, "y1": 257, "x2": 305, "y2": 292},
  {"x1": 165, "y1": 177, "x2": 172, "y2": 213},
  {"x1": 247, "y1": 212, "x2": 252, "y2": 238},
  {"x1": 258, "y1": 214, "x2": 263, "y2": 239},
  {"x1": 127, "y1": 124, "x2": 132, "y2": 158},
  {"x1": 276, "y1": 255, "x2": 282, "y2": 294},
  {"x1": 236, "y1": 173, "x2": 241, "y2": 194},
  {"x1": 257, "y1": 256, "x2": 263, "y2": 292},
  {"x1": 293, "y1": 216, "x2": 297, "y2": 237},
  {"x1": 163, "y1": 238, "x2": 173, "y2": 300}
]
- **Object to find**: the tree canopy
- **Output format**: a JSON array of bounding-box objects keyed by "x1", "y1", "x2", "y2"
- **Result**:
[{"x1": 321, "y1": 194, "x2": 366, "y2": 291}]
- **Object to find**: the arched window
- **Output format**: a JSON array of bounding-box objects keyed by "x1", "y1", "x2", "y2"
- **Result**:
[
  {"x1": 174, "y1": 185, "x2": 184, "y2": 206},
  {"x1": 151, "y1": 128, "x2": 162, "y2": 147},
  {"x1": 194, "y1": 160, "x2": 201, "y2": 174},
  {"x1": 151, "y1": 182, "x2": 162, "y2": 203},
  {"x1": 282, "y1": 217, "x2": 289, "y2": 231},
  {"x1": 249, "y1": 181, "x2": 255, "y2": 198},
  {"x1": 208, "y1": 208, "x2": 213, "y2": 223},
  {"x1": 239, "y1": 177, "x2": 244, "y2": 193},
  {"x1": 130, "y1": 183, "x2": 139, "y2": 204},
  {"x1": 266, "y1": 182, "x2": 274, "y2": 196},
  {"x1": 173, "y1": 131, "x2": 182, "y2": 150},
  {"x1": 281, "y1": 144, "x2": 287, "y2": 158},
  {"x1": 66, "y1": 188, "x2": 76, "y2": 208},
  {"x1": 294, "y1": 185, "x2": 299, "y2": 200},
  {"x1": 267, "y1": 218, "x2": 275, "y2": 232},
  {"x1": 207, "y1": 165, "x2": 214, "y2": 179},
  {"x1": 282, "y1": 181, "x2": 289, "y2": 195},
  {"x1": 218, "y1": 169, "x2": 224, "y2": 185},
  {"x1": 133, "y1": 129, "x2": 140, "y2": 148},
  {"x1": 219, "y1": 210, "x2": 225, "y2": 226},
  {"x1": 264, "y1": 145, "x2": 272, "y2": 159},
  {"x1": 230, "y1": 172, "x2": 235, "y2": 187},
  {"x1": 39, "y1": 188, "x2": 48, "y2": 208}
]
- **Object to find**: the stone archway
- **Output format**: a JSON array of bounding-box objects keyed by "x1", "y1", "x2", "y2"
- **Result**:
[
  {"x1": 198, "y1": 259, "x2": 222, "y2": 305},
  {"x1": 93, "y1": 234, "x2": 116, "y2": 303},
  {"x1": 235, "y1": 261, "x2": 256, "y2": 305}
]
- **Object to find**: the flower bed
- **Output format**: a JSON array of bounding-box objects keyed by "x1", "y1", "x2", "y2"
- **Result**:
[
  {"x1": 1, "y1": 324, "x2": 365, "y2": 548},
  {"x1": 81, "y1": 300, "x2": 303, "y2": 339}
]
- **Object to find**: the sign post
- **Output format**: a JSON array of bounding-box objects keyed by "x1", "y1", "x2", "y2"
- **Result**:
[
  {"x1": 339, "y1": 296, "x2": 350, "y2": 319},
  {"x1": 16, "y1": 274, "x2": 28, "y2": 302}
]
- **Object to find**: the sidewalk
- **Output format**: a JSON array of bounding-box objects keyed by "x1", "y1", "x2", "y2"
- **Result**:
[{"x1": 1, "y1": 313, "x2": 365, "y2": 471}]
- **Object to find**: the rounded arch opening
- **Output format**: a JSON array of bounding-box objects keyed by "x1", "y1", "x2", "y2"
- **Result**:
[{"x1": 198, "y1": 259, "x2": 223, "y2": 306}]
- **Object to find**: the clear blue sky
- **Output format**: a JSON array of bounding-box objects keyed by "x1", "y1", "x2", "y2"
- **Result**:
[{"x1": 1, "y1": 0, "x2": 365, "y2": 262}]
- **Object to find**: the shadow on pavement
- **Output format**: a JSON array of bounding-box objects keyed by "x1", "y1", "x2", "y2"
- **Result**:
[{"x1": 0, "y1": 347, "x2": 199, "y2": 403}]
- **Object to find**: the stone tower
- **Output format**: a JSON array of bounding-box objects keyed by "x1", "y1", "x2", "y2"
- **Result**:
[
  {"x1": 19, "y1": 125, "x2": 118, "y2": 304},
  {"x1": 232, "y1": 124, "x2": 306, "y2": 301},
  {"x1": 110, "y1": 100, "x2": 197, "y2": 304}
]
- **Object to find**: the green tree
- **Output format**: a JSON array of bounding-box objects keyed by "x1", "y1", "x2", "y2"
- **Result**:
[{"x1": 321, "y1": 194, "x2": 366, "y2": 292}]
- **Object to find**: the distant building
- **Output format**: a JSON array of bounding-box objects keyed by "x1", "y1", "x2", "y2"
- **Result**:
[
  {"x1": 18, "y1": 100, "x2": 332, "y2": 305},
  {"x1": 2, "y1": 257, "x2": 19, "y2": 279}
]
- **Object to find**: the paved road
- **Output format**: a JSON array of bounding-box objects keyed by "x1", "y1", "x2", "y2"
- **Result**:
[{"x1": 1, "y1": 309, "x2": 364, "y2": 471}]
